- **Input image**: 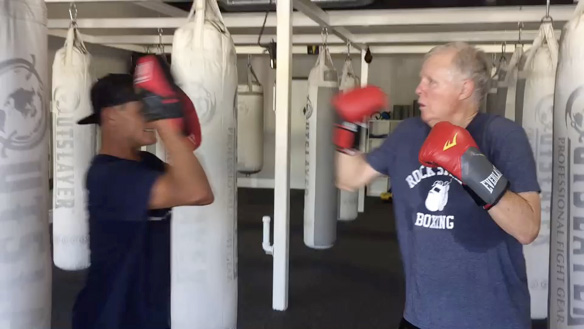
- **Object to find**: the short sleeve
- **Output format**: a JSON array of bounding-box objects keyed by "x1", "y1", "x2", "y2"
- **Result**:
[
  {"x1": 88, "y1": 161, "x2": 162, "y2": 221},
  {"x1": 365, "y1": 120, "x2": 412, "y2": 176},
  {"x1": 488, "y1": 119, "x2": 541, "y2": 194}
]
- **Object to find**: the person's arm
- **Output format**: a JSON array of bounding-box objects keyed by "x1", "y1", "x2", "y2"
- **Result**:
[
  {"x1": 148, "y1": 120, "x2": 214, "y2": 209},
  {"x1": 485, "y1": 123, "x2": 542, "y2": 245},
  {"x1": 488, "y1": 191, "x2": 540, "y2": 245},
  {"x1": 336, "y1": 152, "x2": 383, "y2": 191},
  {"x1": 336, "y1": 125, "x2": 400, "y2": 191}
]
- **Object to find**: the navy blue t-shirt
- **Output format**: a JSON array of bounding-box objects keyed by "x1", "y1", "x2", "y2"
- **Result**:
[
  {"x1": 72, "y1": 151, "x2": 171, "y2": 329},
  {"x1": 367, "y1": 113, "x2": 540, "y2": 329}
]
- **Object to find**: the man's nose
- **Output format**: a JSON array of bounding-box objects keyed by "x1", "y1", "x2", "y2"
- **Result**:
[{"x1": 415, "y1": 83, "x2": 423, "y2": 95}]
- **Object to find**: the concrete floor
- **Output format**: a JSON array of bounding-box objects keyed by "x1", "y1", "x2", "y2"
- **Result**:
[{"x1": 51, "y1": 188, "x2": 548, "y2": 329}]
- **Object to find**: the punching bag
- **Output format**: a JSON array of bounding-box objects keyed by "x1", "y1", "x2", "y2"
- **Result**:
[
  {"x1": 550, "y1": 2, "x2": 584, "y2": 327},
  {"x1": 500, "y1": 46, "x2": 523, "y2": 121},
  {"x1": 304, "y1": 45, "x2": 339, "y2": 249},
  {"x1": 0, "y1": 0, "x2": 52, "y2": 327},
  {"x1": 237, "y1": 58, "x2": 264, "y2": 175},
  {"x1": 483, "y1": 63, "x2": 498, "y2": 113},
  {"x1": 51, "y1": 24, "x2": 95, "y2": 271},
  {"x1": 170, "y1": 0, "x2": 238, "y2": 327},
  {"x1": 338, "y1": 57, "x2": 359, "y2": 222},
  {"x1": 516, "y1": 21, "x2": 558, "y2": 320},
  {"x1": 486, "y1": 58, "x2": 506, "y2": 116}
]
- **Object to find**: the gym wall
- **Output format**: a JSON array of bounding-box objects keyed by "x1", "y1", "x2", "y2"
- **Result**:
[{"x1": 235, "y1": 53, "x2": 424, "y2": 190}]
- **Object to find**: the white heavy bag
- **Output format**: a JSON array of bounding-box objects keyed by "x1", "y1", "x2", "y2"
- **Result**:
[
  {"x1": 485, "y1": 64, "x2": 500, "y2": 114},
  {"x1": 170, "y1": 0, "x2": 238, "y2": 327},
  {"x1": 491, "y1": 62, "x2": 509, "y2": 117},
  {"x1": 500, "y1": 46, "x2": 523, "y2": 121},
  {"x1": 51, "y1": 25, "x2": 95, "y2": 271},
  {"x1": 237, "y1": 60, "x2": 263, "y2": 174},
  {"x1": 550, "y1": 3, "x2": 584, "y2": 328},
  {"x1": 516, "y1": 22, "x2": 558, "y2": 320},
  {"x1": 0, "y1": 0, "x2": 52, "y2": 327},
  {"x1": 304, "y1": 46, "x2": 339, "y2": 249},
  {"x1": 338, "y1": 57, "x2": 359, "y2": 222}
]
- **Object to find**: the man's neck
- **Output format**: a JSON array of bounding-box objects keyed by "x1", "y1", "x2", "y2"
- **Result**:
[
  {"x1": 450, "y1": 103, "x2": 479, "y2": 128},
  {"x1": 99, "y1": 138, "x2": 141, "y2": 161}
]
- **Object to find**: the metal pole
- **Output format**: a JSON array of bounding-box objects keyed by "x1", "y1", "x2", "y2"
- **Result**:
[
  {"x1": 357, "y1": 47, "x2": 369, "y2": 213},
  {"x1": 272, "y1": 0, "x2": 293, "y2": 311}
]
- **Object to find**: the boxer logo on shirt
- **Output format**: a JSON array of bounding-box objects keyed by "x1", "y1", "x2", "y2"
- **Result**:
[
  {"x1": 405, "y1": 165, "x2": 458, "y2": 230},
  {"x1": 425, "y1": 180, "x2": 450, "y2": 212}
]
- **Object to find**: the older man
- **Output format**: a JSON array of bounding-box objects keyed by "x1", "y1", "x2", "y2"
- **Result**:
[{"x1": 334, "y1": 42, "x2": 541, "y2": 329}]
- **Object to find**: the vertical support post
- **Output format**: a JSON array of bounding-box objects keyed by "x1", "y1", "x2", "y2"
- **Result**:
[
  {"x1": 357, "y1": 47, "x2": 369, "y2": 213},
  {"x1": 273, "y1": 0, "x2": 293, "y2": 311}
]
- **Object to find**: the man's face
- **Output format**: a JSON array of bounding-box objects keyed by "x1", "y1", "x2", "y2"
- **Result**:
[
  {"x1": 114, "y1": 101, "x2": 157, "y2": 147},
  {"x1": 415, "y1": 50, "x2": 467, "y2": 127}
]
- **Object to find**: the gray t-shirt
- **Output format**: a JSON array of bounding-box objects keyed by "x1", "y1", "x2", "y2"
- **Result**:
[{"x1": 366, "y1": 113, "x2": 540, "y2": 329}]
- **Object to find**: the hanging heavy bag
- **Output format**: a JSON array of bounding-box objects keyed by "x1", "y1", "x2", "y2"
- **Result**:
[
  {"x1": 338, "y1": 57, "x2": 360, "y2": 222},
  {"x1": 516, "y1": 21, "x2": 558, "y2": 320},
  {"x1": 549, "y1": 2, "x2": 584, "y2": 328},
  {"x1": 51, "y1": 23, "x2": 95, "y2": 271},
  {"x1": 170, "y1": 0, "x2": 238, "y2": 327},
  {"x1": 237, "y1": 58, "x2": 264, "y2": 175},
  {"x1": 0, "y1": 0, "x2": 52, "y2": 327}
]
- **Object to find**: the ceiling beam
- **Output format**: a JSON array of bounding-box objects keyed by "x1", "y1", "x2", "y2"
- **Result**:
[
  {"x1": 47, "y1": 4, "x2": 577, "y2": 29},
  {"x1": 78, "y1": 30, "x2": 553, "y2": 46},
  {"x1": 47, "y1": 29, "x2": 524, "y2": 54},
  {"x1": 291, "y1": 0, "x2": 362, "y2": 50},
  {"x1": 48, "y1": 29, "x2": 145, "y2": 52},
  {"x1": 133, "y1": 1, "x2": 188, "y2": 17}
]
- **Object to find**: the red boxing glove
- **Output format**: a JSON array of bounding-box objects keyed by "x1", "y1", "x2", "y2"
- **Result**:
[
  {"x1": 332, "y1": 85, "x2": 388, "y2": 122},
  {"x1": 418, "y1": 121, "x2": 509, "y2": 209},
  {"x1": 134, "y1": 55, "x2": 183, "y2": 122},
  {"x1": 134, "y1": 55, "x2": 202, "y2": 150},
  {"x1": 331, "y1": 86, "x2": 388, "y2": 154},
  {"x1": 177, "y1": 89, "x2": 202, "y2": 150}
]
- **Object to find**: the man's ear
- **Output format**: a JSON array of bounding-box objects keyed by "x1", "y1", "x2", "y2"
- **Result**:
[
  {"x1": 101, "y1": 106, "x2": 117, "y2": 124},
  {"x1": 459, "y1": 79, "x2": 475, "y2": 101}
]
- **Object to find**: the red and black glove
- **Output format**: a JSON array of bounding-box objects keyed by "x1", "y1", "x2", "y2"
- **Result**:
[
  {"x1": 418, "y1": 121, "x2": 509, "y2": 209},
  {"x1": 331, "y1": 85, "x2": 388, "y2": 155},
  {"x1": 134, "y1": 55, "x2": 201, "y2": 150}
]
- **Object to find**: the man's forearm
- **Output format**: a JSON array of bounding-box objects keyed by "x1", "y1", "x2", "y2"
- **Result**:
[
  {"x1": 487, "y1": 190, "x2": 541, "y2": 245},
  {"x1": 335, "y1": 152, "x2": 382, "y2": 191},
  {"x1": 156, "y1": 122, "x2": 212, "y2": 196}
]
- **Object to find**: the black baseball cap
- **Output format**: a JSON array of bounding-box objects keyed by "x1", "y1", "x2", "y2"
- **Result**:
[{"x1": 77, "y1": 73, "x2": 142, "y2": 125}]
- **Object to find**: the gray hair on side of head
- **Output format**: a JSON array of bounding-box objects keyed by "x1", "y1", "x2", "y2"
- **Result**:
[{"x1": 425, "y1": 42, "x2": 492, "y2": 104}]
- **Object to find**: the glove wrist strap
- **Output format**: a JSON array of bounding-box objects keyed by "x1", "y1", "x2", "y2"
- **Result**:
[{"x1": 334, "y1": 121, "x2": 361, "y2": 154}]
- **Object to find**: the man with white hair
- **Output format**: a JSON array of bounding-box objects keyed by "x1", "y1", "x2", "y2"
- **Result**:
[{"x1": 333, "y1": 42, "x2": 541, "y2": 329}]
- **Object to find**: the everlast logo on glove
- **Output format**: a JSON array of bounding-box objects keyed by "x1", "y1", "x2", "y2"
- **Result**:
[{"x1": 480, "y1": 168, "x2": 503, "y2": 194}]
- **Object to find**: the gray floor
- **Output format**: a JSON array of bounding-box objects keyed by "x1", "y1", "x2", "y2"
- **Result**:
[{"x1": 51, "y1": 188, "x2": 547, "y2": 329}]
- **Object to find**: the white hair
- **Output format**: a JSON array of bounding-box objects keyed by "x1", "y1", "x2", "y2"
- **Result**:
[{"x1": 425, "y1": 42, "x2": 491, "y2": 104}]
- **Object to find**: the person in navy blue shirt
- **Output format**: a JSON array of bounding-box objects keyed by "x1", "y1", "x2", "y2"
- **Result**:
[
  {"x1": 71, "y1": 73, "x2": 213, "y2": 329},
  {"x1": 336, "y1": 42, "x2": 541, "y2": 329}
]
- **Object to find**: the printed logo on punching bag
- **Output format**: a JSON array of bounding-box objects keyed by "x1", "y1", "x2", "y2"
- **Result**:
[
  {"x1": 0, "y1": 56, "x2": 47, "y2": 157},
  {"x1": 304, "y1": 97, "x2": 313, "y2": 197},
  {"x1": 188, "y1": 83, "x2": 216, "y2": 124},
  {"x1": 0, "y1": 56, "x2": 50, "y2": 328},
  {"x1": 52, "y1": 85, "x2": 79, "y2": 210},
  {"x1": 554, "y1": 84, "x2": 584, "y2": 326},
  {"x1": 530, "y1": 94, "x2": 553, "y2": 248}
]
